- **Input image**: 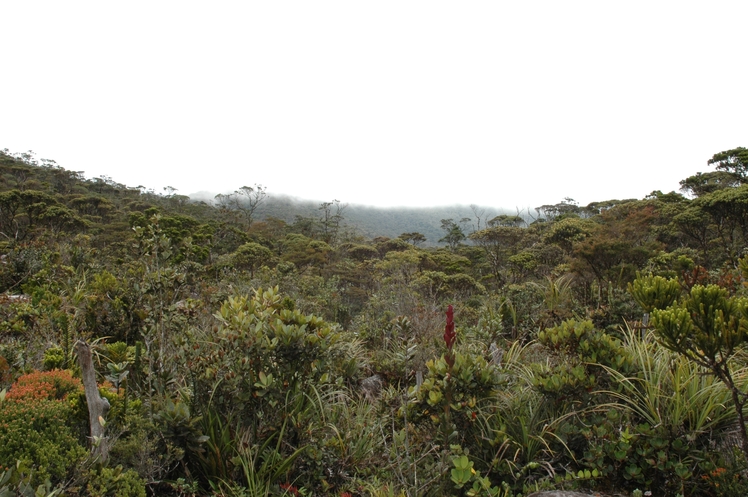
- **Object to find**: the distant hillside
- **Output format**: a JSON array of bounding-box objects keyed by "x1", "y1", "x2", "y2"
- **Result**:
[
  {"x1": 249, "y1": 195, "x2": 516, "y2": 244},
  {"x1": 0, "y1": 148, "x2": 524, "y2": 246}
]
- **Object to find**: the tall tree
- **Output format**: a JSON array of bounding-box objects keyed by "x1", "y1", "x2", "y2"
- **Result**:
[
  {"x1": 679, "y1": 171, "x2": 741, "y2": 197},
  {"x1": 469, "y1": 225, "x2": 526, "y2": 285},
  {"x1": 319, "y1": 199, "x2": 346, "y2": 245},
  {"x1": 693, "y1": 185, "x2": 748, "y2": 266},
  {"x1": 214, "y1": 184, "x2": 267, "y2": 229},
  {"x1": 535, "y1": 198, "x2": 580, "y2": 221},
  {"x1": 708, "y1": 147, "x2": 748, "y2": 181},
  {"x1": 439, "y1": 219, "x2": 466, "y2": 251},
  {"x1": 234, "y1": 184, "x2": 267, "y2": 229}
]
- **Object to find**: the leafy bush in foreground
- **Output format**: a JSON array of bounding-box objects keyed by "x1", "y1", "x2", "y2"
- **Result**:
[{"x1": 0, "y1": 370, "x2": 86, "y2": 487}]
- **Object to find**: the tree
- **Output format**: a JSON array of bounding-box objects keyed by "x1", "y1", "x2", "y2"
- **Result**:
[
  {"x1": 470, "y1": 204, "x2": 486, "y2": 231},
  {"x1": 543, "y1": 217, "x2": 595, "y2": 253},
  {"x1": 680, "y1": 171, "x2": 741, "y2": 197},
  {"x1": 651, "y1": 284, "x2": 748, "y2": 458},
  {"x1": 234, "y1": 184, "x2": 267, "y2": 228},
  {"x1": 281, "y1": 233, "x2": 332, "y2": 270},
  {"x1": 38, "y1": 205, "x2": 86, "y2": 234},
  {"x1": 231, "y1": 242, "x2": 274, "y2": 278},
  {"x1": 487, "y1": 214, "x2": 524, "y2": 228},
  {"x1": 214, "y1": 184, "x2": 267, "y2": 229},
  {"x1": 319, "y1": 199, "x2": 346, "y2": 245},
  {"x1": 708, "y1": 146, "x2": 748, "y2": 181},
  {"x1": 469, "y1": 225, "x2": 526, "y2": 285},
  {"x1": 681, "y1": 185, "x2": 748, "y2": 266},
  {"x1": 70, "y1": 195, "x2": 116, "y2": 220},
  {"x1": 399, "y1": 232, "x2": 427, "y2": 247},
  {"x1": 535, "y1": 198, "x2": 580, "y2": 221},
  {"x1": 0, "y1": 189, "x2": 86, "y2": 240},
  {"x1": 375, "y1": 237, "x2": 411, "y2": 255},
  {"x1": 439, "y1": 219, "x2": 466, "y2": 251},
  {"x1": 672, "y1": 203, "x2": 712, "y2": 261},
  {"x1": 0, "y1": 190, "x2": 23, "y2": 240}
]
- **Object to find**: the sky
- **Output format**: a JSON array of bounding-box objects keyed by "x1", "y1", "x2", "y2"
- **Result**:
[{"x1": 2, "y1": 2, "x2": 747, "y2": 209}]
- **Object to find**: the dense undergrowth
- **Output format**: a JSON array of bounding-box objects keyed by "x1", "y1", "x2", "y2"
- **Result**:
[{"x1": 2, "y1": 148, "x2": 748, "y2": 496}]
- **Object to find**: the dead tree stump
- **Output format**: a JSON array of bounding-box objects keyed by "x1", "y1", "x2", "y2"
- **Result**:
[{"x1": 76, "y1": 340, "x2": 110, "y2": 463}]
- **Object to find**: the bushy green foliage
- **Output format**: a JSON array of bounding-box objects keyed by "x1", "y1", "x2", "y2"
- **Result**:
[
  {"x1": 581, "y1": 411, "x2": 693, "y2": 494},
  {"x1": 0, "y1": 370, "x2": 86, "y2": 487},
  {"x1": 42, "y1": 347, "x2": 65, "y2": 371},
  {"x1": 535, "y1": 319, "x2": 632, "y2": 405},
  {"x1": 450, "y1": 453, "x2": 515, "y2": 497},
  {"x1": 154, "y1": 397, "x2": 209, "y2": 473},
  {"x1": 0, "y1": 460, "x2": 65, "y2": 497},
  {"x1": 628, "y1": 273, "x2": 681, "y2": 314},
  {"x1": 0, "y1": 295, "x2": 39, "y2": 335},
  {"x1": 186, "y1": 287, "x2": 343, "y2": 420},
  {"x1": 84, "y1": 465, "x2": 146, "y2": 497},
  {"x1": 180, "y1": 287, "x2": 354, "y2": 490},
  {"x1": 414, "y1": 351, "x2": 497, "y2": 423}
]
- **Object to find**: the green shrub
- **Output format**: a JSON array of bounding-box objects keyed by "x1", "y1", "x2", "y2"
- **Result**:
[
  {"x1": 43, "y1": 346, "x2": 66, "y2": 371},
  {"x1": 0, "y1": 460, "x2": 65, "y2": 497},
  {"x1": 0, "y1": 371, "x2": 87, "y2": 486},
  {"x1": 697, "y1": 449, "x2": 748, "y2": 497},
  {"x1": 535, "y1": 319, "x2": 632, "y2": 405},
  {"x1": 84, "y1": 465, "x2": 146, "y2": 497},
  {"x1": 181, "y1": 287, "x2": 352, "y2": 489},
  {"x1": 184, "y1": 287, "x2": 344, "y2": 430},
  {"x1": 0, "y1": 299, "x2": 39, "y2": 335}
]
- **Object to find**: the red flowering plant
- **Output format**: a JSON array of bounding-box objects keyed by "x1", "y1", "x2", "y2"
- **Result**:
[
  {"x1": 279, "y1": 482, "x2": 300, "y2": 496},
  {"x1": 444, "y1": 305, "x2": 456, "y2": 367},
  {"x1": 411, "y1": 305, "x2": 497, "y2": 447}
]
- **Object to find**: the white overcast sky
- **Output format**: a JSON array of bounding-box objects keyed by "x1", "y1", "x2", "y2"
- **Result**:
[{"x1": 2, "y1": 2, "x2": 747, "y2": 209}]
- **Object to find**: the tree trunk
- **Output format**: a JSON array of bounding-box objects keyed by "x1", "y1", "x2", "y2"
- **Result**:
[{"x1": 76, "y1": 340, "x2": 110, "y2": 462}]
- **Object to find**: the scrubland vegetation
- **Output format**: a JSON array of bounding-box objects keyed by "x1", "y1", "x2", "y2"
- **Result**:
[{"x1": 2, "y1": 147, "x2": 748, "y2": 496}]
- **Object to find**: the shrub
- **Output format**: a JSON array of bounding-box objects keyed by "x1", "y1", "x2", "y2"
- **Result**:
[
  {"x1": 184, "y1": 287, "x2": 344, "y2": 430},
  {"x1": 84, "y1": 465, "x2": 147, "y2": 497},
  {"x1": 6, "y1": 369, "x2": 82, "y2": 401},
  {"x1": 535, "y1": 319, "x2": 633, "y2": 406},
  {"x1": 43, "y1": 346, "x2": 66, "y2": 370},
  {"x1": 0, "y1": 370, "x2": 86, "y2": 486},
  {"x1": 181, "y1": 287, "x2": 352, "y2": 489},
  {"x1": 0, "y1": 460, "x2": 66, "y2": 497}
]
